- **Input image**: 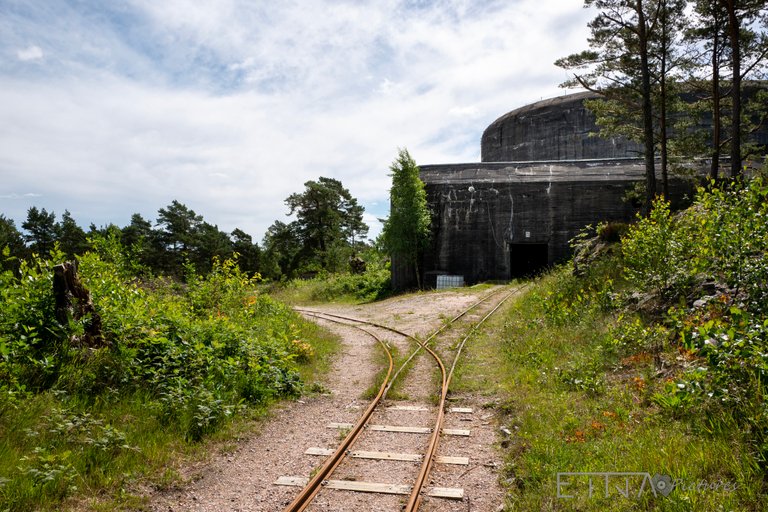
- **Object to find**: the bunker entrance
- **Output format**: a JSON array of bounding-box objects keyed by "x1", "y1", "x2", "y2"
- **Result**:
[{"x1": 509, "y1": 244, "x2": 548, "y2": 277}]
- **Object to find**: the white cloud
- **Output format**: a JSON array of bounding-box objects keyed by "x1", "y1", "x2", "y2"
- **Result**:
[
  {"x1": 0, "y1": 0, "x2": 594, "y2": 241},
  {"x1": 0, "y1": 192, "x2": 43, "y2": 199},
  {"x1": 16, "y1": 45, "x2": 43, "y2": 61}
]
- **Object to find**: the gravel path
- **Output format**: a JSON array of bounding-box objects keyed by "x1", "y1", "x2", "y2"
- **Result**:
[{"x1": 146, "y1": 288, "x2": 507, "y2": 512}]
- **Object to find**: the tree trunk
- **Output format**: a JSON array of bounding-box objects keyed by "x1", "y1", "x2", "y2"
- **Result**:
[
  {"x1": 638, "y1": 0, "x2": 657, "y2": 214},
  {"x1": 659, "y1": 8, "x2": 670, "y2": 200},
  {"x1": 711, "y1": 28, "x2": 722, "y2": 181},
  {"x1": 660, "y1": 100, "x2": 669, "y2": 199},
  {"x1": 724, "y1": 0, "x2": 742, "y2": 178},
  {"x1": 53, "y1": 260, "x2": 106, "y2": 349}
]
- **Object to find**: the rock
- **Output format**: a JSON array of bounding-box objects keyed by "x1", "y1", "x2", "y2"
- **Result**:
[{"x1": 693, "y1": 298, "x2": 709, "y2": 308}]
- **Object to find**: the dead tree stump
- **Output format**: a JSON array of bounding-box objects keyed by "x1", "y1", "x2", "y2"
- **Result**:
[
  {"x1": 53, "y1": 260, "x2": 107, "y2": 348},
  {"x1": 349, "y1": 254, "x2": 367, "y2": 275}
]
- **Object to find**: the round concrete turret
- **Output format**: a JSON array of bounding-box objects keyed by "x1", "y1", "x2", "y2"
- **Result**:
[{"x1": 480, "y1": 92, "x2": 642, "y2": 162}]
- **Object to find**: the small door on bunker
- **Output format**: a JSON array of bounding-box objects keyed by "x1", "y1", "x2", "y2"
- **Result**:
[{"x1": 510, "y1": 244, "x2": 548, "y2": 277}]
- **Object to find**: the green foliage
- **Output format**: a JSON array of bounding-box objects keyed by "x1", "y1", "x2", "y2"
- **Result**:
[
  {"x1": 557, "y1": 361, "x2": 605, "y2": 396},
  {"x1": 57, "y1": 211, "x2": 89, "y2": 258},
  {"x1": 622, "y1": 178, "x2": 768, "y2": 309},
  {"x1": 381, "y1": 148, "x2": 431, "y2": 288},
  {"x1": 4, "y1": 201, "x2": 264, "y2": 279},
  {"x1": 0, "y1": 241, "x2": 331, "y2": 510},
  {"x1": 0, "y1": 245, "x2": 69, "y2": 391},
  {"x1": 557, "y1": 176, "x2": 768, "y2": 473},
  {"x1": 0, "y1": 215, "x2": 26, "y2": 273},
  {"x1": 536, "y1": 258, "x2": 618, "y2": 328},
  {"x1": 274, "y1": 249, "x2": 391, "y2": 304},
  {"x1": 262, "y1": 177, "x2": 368, "y2": 278},
  {"x1": 609, "y1": 314, "x2": 670, "y2": 355},
  {"x1": 663, "y1": 302, "x2": 768, "y2": 464},
  {"x1": 21, "y1": 207, "x2": 59, "y2": 256},
  {"x1": 288, "y1": 268, "x2": 391, "y2": 304},
  {"x1": 621, "y1": 198, "x2": 698, "y2": 299},
  {"x1": 261, "y1": 220, "x2": 301, "y2": 280}
]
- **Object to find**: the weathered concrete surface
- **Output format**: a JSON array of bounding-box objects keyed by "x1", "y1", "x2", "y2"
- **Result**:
[
  {"x1": 481, "y1": 92, "x2": 643, "y2": 162},
  {"x1": 481, "y1": 87, "x2": 768, "y2": 163},
  {"x1": 403, "y1": 87, "x2": 768, "y2": 289},
  {"x1": 419, "y1": 160, "x2": 694, "y2": 284}
]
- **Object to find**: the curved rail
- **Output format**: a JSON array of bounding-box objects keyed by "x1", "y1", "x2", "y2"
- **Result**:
[
  {"x1": 405, "y1": 286, "x2": 524, "y2": 511},
  {"x1": 286, "y1": 284, "x2": 521, "y2": 511},
  {"x1": 281, "y1": 322, "x2": 393, "y2": 512}
]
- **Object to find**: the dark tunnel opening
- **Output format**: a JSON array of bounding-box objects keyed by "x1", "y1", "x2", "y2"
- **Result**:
[{"x1": 509, "y1": 244, "x2": 549, "y2": 278}]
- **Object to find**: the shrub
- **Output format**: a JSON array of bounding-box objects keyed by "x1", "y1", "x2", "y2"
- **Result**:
[
  {"x1": 621, "y1": 198, "x2": 698, "y2": 300},
  {"x1": 0, "y1": 243, "x2": 326, "y2": 509},
  {"x1": 620, "y1": 177, "x2": 768, "y2": 467}
]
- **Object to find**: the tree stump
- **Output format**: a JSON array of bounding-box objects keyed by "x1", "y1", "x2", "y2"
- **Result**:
[
  {"x1": 53, "y1": 260, "x2": 107, "y2": 348},
  {"x1": 349, "y1": 254, "x2": 366, "y2": 275}
]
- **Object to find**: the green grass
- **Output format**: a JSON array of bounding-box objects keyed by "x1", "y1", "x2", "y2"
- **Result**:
[
  {"x1": 267, "y1": 267, "x2": 391, "y2": 305},
  {"x1": 0, "y1": 249, "x2": 341, "y2": 511},
  {"x1": 0, "y1": 332, "x2": 340, "y2": 512},
  {"x1": 450, "y1": 270, "x2": 766, "y2": 511},
  {"x1": 295, "y1": 317, "x2": 341, "y2": 386}
]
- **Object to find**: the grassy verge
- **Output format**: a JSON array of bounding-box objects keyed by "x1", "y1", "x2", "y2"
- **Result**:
[
  {"x1": 267, "y1": 266, "x2": 391, "y2": 305},
  {"x1": 451, "y1": 270, "x2": 766, "y2": 511},
  {"x1": 0, "y1": 245, "x2": 340, "y2": 511},
  {"x1": 450, "y1": 180, "x2": 768, "y2": 510}
]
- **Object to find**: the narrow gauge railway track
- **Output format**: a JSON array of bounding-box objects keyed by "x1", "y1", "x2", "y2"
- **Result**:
[{"x1": 281, "y1": 285, "x2": 522, "y2": 512}]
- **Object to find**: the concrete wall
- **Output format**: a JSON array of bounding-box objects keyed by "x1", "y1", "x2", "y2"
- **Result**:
[{"x1": 419, "y1": 160, "x2": 693, "y2": 284}]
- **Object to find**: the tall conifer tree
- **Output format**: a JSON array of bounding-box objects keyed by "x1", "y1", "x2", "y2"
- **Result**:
[{"x1": 381, "y1": 149, "x2": 431, "y2": 290}]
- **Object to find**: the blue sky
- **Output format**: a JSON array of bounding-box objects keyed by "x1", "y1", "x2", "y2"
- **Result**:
[{"x1": 1, "y1": 0, "x2": 593, "y2": 242}]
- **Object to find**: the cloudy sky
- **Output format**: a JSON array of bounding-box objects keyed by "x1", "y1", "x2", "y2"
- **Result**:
[{"x1": 1, "y1": 0, "x2": 593, "y2": 242}]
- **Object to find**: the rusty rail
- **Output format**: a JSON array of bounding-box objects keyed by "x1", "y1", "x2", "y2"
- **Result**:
[
  {"x1": 281, "y1": 321, "x2": 393, "y2": 512},
  {"x1": 286, "y1": 284, "x2": 522, "y2": 511},
  {"x1": 404, "y1": 286, "x2": 523, "y2": 511}
]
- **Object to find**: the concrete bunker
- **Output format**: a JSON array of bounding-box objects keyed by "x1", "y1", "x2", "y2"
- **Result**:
[{"x1": 389, "y1": 89, "x2": 768, "y2": 291}]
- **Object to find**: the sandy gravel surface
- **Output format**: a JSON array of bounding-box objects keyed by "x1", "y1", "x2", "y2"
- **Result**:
[{"x1": 146, "y1": 287, "x2": 508, "y2": 512}]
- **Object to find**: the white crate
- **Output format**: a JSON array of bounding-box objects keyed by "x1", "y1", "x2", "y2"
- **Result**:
[{"x1": 436, "y1": 275, "x2": 464, "y2": 289}]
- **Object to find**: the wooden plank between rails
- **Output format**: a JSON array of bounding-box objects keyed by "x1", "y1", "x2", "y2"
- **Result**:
[
  {"x1": 274, "y1": 476, "x2": 464, "y2": 499},
  {"x1": 304, "y1": 447, "x2": 469, "y2": 465},
  {"x1": 327, "y1": 422, "x2": 470, "y2": 436}
]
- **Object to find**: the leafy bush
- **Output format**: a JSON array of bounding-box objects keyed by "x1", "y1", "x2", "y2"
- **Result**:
[
  {"x1": 0, "y1": 242, "x2": 328, "y2": 510},
  {"x1": 622, "y1": 178, "x2": 768, "y2": 309},
  {"x1": 619, "y1": 177, "x2": 768, "y2": 467},
  {"x1": 275, "y1": 265, "x2": 391, "y2": 304},
  {"x1": 621, "y1": 198, "x2": 698, "y2": 300}
]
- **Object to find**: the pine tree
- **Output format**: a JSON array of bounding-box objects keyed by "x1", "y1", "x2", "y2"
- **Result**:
[
  {"x1": 57, "y1": 210, "x2": 89, "y2": 258},
  {"x1": 718, "y1": 0, "x2": 768, "y2": 177},
  {"x1": 21, "y1": 207, "x2": 58, "y2": 255},
  {"x1": 284, "y1": 177, "x2": 368, "y2": 273},
  {"x1": 556, "y1": 0, "x2": 669, "y2": 213}
]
